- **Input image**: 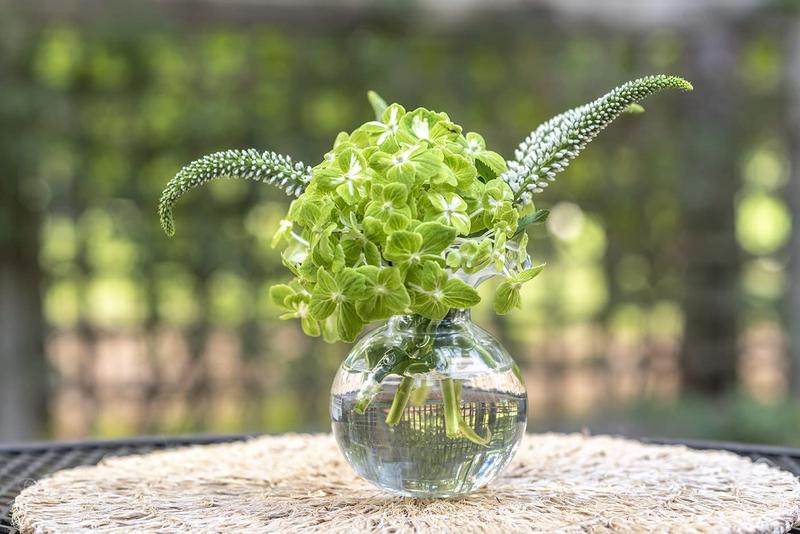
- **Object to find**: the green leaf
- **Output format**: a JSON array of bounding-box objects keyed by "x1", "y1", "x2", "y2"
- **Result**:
[
  {"x1": 367, "y1": 90, "x2": 388, "y2": 120},
  {"x1": 464, "y1": 133, "x2": 506, "y2": 181},
  {"x1": 475, "y1": 152, "x2": 507, "y2": 181},
  {"x1": 475, "y1": 158, "x2": 496, "y2": 181},
  {"x1": 515, "y1": 264, "x2": 545, "y2": 282},
  {"x1": 513, "y1": 209, "x2": 550, "y2": 237}
]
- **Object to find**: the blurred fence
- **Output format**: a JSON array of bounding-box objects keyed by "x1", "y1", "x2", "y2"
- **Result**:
[{"x1": 1, "y1": 1, "x2": 798, "y2": 441}]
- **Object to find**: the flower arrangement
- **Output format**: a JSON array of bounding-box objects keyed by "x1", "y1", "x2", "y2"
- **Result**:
[{"x1": 158, "y1": 75, "x2": 691, "y2": 445}]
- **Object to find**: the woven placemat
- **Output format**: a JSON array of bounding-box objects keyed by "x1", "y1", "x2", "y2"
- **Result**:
[{"x1": 12, "y1": 433, "x2": 800, "y2": 533}]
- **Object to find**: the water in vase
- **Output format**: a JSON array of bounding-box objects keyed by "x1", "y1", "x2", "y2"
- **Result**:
[{"x1": 331, "y1": 368, "x2": 527, "y2": 498}]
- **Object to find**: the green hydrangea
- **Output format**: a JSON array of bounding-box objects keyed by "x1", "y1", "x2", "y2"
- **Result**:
[
  {"x1": 158, "y1": 75, "x2": 693, "y2": 343},
  {"x1": 270, "y1": 103, "x2": 530, "y2": 341}
]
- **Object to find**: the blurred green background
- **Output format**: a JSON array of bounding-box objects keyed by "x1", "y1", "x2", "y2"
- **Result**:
[{"x1": 2, "y1": 0, "x2": 800, "y2": 444}]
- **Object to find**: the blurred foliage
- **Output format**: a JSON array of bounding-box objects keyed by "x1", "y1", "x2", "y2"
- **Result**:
[{"x1": 0, "y1": 4, "x2": 797, "y2": 441}]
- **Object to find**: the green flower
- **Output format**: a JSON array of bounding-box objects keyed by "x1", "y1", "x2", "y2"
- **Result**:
[
  {"x1": 360, "y1": 103, "x2": 405, "y2": 148},
  {"x1": 490, "y1": 233, "x2": 508, "y2": 271},
  {"x1": 365, "y1": 183, "x2": 412, "y2": 233},
  {"x1": 494, "y1": 265, "x2": 545, "y2": 315},
  {"x1": 490, "y1": 202, "x2": 519, "y2": 236},
  {"x1": 383, "y1": 222, "x2": 457, "y2": 273},
  {"x1": 270, "y1": 284, "x2": 319, "y2": 336},
  {"x1": 309, "y1": 224, "x2": 343, "y2": 270},
  {"x1": 341, "y1": 238, "x2": 381, "y2": 267},
  {"x1": 509, "y1": 232, "x2": 529, "y2": 267},
  {"x1": 309, "y1": 267, "x2": 370, "y2": 342},
  {"x1": 370, "y1": 143, "x2": 443, "y2": 189},
  {"x1": 288, "y1": 193, "x2": 334, "y2": 232},
  {"x1": 355, "y1": 266, "x2": 411, "y2": 321},
  {"x1": 314, "y1": 148, "x2": 372, "y2": 204},
  {"x1": 407, "y1": 261, "x2": 481, "y2": 320},
  {"x1": 397, "y1": 108, "x2": 461, "y2": 146},
  {"x1": 482, "y1": 179, "x2": 515, "y2": 215},
  {"x1": 460, "y1": 238, "x2": 493, "y2": 274},
  {"x1": 437, "y1": 151, "x2": 477, "y2": 188},
  {"x1": 426, "y1": 192, "x2": 471, "y2": 235}
]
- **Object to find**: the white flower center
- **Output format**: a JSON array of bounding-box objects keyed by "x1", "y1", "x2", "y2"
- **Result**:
[
  {"x1": 344, "y1": 155, "x2": 362, "y2": 180},
  {"x1": 412, "y1": 116, "x2": 430, "y2": 140}
]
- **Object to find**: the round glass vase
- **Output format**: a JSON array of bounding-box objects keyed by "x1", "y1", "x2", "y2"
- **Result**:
[{"x1": 330, "y1": 308, "x2": 527, "y2": 498}]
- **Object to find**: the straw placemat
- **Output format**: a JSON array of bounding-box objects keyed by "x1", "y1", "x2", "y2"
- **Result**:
[{"x1": 12, "y1": 433, "x2": 800, "y2": 533}]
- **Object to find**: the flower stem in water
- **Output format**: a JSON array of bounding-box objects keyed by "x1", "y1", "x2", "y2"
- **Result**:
[
  {"x1": 441, "y1": 378, "x2": 461, "y2": 438},
  {"x1": 458, "y1": 418, "x2": 492, "y2": 446},
  {"x1": 409, "y1": 380, "x2": 430, "y2": 407},
  {"x1": 386, "y1": 376, "x2": 414, "y2": 426}
]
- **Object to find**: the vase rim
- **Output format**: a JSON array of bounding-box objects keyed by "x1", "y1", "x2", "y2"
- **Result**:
[{"x1": 387, "y1": 308, "x2": 472, "y2": 328}]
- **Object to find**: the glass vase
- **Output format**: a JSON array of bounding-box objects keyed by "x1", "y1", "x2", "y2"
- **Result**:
[{"x1": 330, "y1": 308, "x2": 527, "y2": 498}]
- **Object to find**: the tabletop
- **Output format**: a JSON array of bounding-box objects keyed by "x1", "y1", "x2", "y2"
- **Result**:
[{"x1": 2, "y1": 434, "x2": 799, "y2": 534}]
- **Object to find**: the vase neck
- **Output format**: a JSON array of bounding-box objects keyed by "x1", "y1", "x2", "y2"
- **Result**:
[
  {"x1": 442, "y1": 308, "x2": 471, "y2": 323},
  {"x1": 387, "y1": 309, "x2": 472, "y2": 332}
]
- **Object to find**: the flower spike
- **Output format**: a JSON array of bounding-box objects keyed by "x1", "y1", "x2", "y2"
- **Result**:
[
  {"x1": 501, "y1": 74, "x2": 692, "y2": 205},
  {"x1": 158, "y1": 148, "x2": 312, "y2": 236}
]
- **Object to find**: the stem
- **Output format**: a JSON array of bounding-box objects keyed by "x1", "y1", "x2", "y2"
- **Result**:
[
  {"x1": 409, "y1": 380, "x2": 429, "y2": 407},
  {"x1": 354, "y1": 380, "x2": 380, "y2": 414},
  {"x1": 290, "y1": 231, "x2": 309, "y2": 246},
  {"x1": 386, "y1": 376, "x2": 414, "y2": 426},
  {"x1": 458, "y1": 418, "x2": 492, "y2": 446},
  {"x1": 444, "y1": 376, "x2": 493, "y2": 446},
  {"x1": 441, "y1": 378, "x2": 460, "y2": 438},
  {"x1": 475, "y1": 344, "x2": 497, "y2": 369},
  {"x1": 512, "y1": 362, "x2": 525, "y2": 385}
]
